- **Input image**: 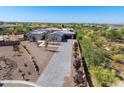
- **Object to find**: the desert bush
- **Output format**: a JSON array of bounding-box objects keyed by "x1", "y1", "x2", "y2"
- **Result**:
[
  {"x1": 73, "y1": 52, "x2": 79, "y2": 58},
  {"x1": 73, "y1": 57, "x2": 82, "y2": 70},
  {"x1": 13, "y1": 45, "x2": 19, "y2": 52},
  {"x1": 90, "y1": 66, "x2": 118, "y2": 87},
  {"x1": 95, "y1": 36, "x2": 107, "y2": 47},
  {"x1": 120, "y1": 46, "x2": 124, "y2": 52},
  {"x1": 109, "y1": 45, "x2": 121, "y2": 55},
  {"x1": 112, "y1": 54, "x2": 124, "y2": 62},
  {"x1": 76, "y1": 28, "x2": 118, "y2": 86},
  {"x1": 18, "y1": 69, "x2": 22, "y2": 73},
  {"x1": 74, "y1": 41, "x2": 78, "y2": 52},
  {"x1": 73, "y1": 70, "x2": 85, "y2": 87},
  {"x1": 28, "y1": 71, "x2": 31, "y2": 75},
  {"x1": 105, "y1": 30, "x2": 122, "y2": 41},
  {"x1": 80, "y1": 37, "x2": 109, "y2": 67}
]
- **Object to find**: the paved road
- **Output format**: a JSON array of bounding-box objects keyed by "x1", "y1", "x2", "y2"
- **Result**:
[{"x1": 37, "y1": 40, "x2": 75, "y2": 87}]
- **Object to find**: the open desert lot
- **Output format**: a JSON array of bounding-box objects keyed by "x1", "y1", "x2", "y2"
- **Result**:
[
  {"x1": 0, "y1": 41, "x2": 58, "y2": 83},
  {"x1": 0, "y1": 45, "x2": 39, "y2": 82},
  {"x1": 21, "y1": 41, "x2": 58, "y2": 74}
]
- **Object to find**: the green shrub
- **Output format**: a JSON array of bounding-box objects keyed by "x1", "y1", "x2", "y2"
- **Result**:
[
  {"x1": 109, "y1": 45, "x2": 121, "y2": 55},
  {"x1": 79, "y1": 36, "x2": 109, "y2": 67},
  {"x1": 76, "y1": 27, "x2": 119, "y2": 87},
  {"x1": 95, "y1": 37, "x2": 107, "y2": 47},
  {"x1": 90, "y1": 66, "x2": 118, "y2": 87},
  {"x1": 120, "y1": 46, "x2": 124, "y2": 51},
  {"x1": 105, "y1": 30, "x2": 122, "y2": 41},
  {"x1": 112, "y1": 54, "x2": 124, "y2": 62}
]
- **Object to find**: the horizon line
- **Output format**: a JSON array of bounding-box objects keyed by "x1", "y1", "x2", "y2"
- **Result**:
[{"x1": 1, "y1": 20, "x2": 124, "y2": 25}]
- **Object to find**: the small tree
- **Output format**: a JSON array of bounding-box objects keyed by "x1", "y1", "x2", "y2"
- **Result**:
[{"x1": 105, "y1": 30, "x2": 122, "y2": 41}]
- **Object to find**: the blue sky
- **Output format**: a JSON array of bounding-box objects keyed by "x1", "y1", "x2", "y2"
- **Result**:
[{"x1": 0, "y1": 6, "x2": 124, "y2": 24}]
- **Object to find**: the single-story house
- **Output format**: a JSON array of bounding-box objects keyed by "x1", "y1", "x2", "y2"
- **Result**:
[
  {"x1": 47, "y1": 30, "x2": 76, "y2": 42},
  {"x1": 43, "y1": 27, "x2": 62, "y2": 34},
  {"x1": 60, "y1": 30, "x2": 76, "y2": 39},
  {"x1": 0, "y1": 30, "x2": 12, "y2": 35},
  {"x1": 25, "y1": 27, "x2": 76, "y2": 42},
  {"x1": 47, "y1": 31, "x2": 64, "y2": 42},
  {"x1": 0, "y1": 35, "x2": 20, "y2": 46},
  {"x1": 0, "y1": 24, "x2": 17, "y2": 29},
  {"x1": 0, "y1": 41, "x2": 20, "y2": 46},
  {"x1": 25, "y1": 29, "x2": 46, "y2": 42},
  {"x1": 16, "y1": 35, "x2": 24, "y2": 41},
  {"x1": 0, "y1": 36, "x2": 4, "y2": 42}
]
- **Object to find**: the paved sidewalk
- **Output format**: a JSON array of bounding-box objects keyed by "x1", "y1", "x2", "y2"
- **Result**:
[{"x1": 37, "y1": 40, "x2": 75, "y2": 87}]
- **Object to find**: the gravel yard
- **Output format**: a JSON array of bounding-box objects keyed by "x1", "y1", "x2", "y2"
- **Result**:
[
  {"x1": 0, "y1": 45, "x2": 38, "y2": 82},
  {"x1": 22, "y1": 41, "x2": 58, "y2": 74},
  {"x1": 0, "y1": 40, "x2": 75, "y2": 87}
]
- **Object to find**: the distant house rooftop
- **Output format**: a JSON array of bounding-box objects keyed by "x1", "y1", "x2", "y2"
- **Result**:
[
  {"x1": 44, "y1": 27, "x2": 61, "y2": 31},
  {"x1": 0, "y1": 30, "x2": 12, "y2": 35},
  {"x1": 60, "y1": 30, "x2": 75, "y2": 35},
  {"x1": 51, "y1": 31, "x2": 64, "y2": 37},
  {"x1": 31, "y1": 29, "x2": 46, "y2": 34},
  {"x1": 0, "y1": 24, "x2": 17, "y2": 28}
]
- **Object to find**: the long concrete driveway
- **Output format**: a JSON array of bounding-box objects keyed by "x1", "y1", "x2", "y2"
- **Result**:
[{"x1": 37, "y1": 40, "x2": 75, "y2": 87}]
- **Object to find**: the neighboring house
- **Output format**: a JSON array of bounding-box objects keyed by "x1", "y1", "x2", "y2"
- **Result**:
[
  {"x1": 26, "y1": 29, "x2": 46, "y2": 42},
  {"x1": 25, "y1": 28, "x2": 76, "y2": 42},
  {"x1": 16, "y1": 35, "x2": 24, "y2": 41},
  {"x1": 44, "y1": 27, "x2": 62, "y2": 34},
  {"x1": 47, "y1": 30, "x2": 76, "y2": 42},
  {"x1": 0, "y1": 30, "x2": 12, "y2": 35},
  {"x1": 47, "y1": 31, "x2": 64, "y2": 42},
  {"x1": 0, "y1": 36, "x2": 4, "y2": 42},
  {"x1": 0, "y1": 24, "x2": 17, "y2": 29},
  {"x1": 0, "y1": 35, "x2": 20, "y2": 46},
  {"x1": 61, "y1": 30, "x2": 76, "y2": 39},
  {"x1": 0, "y1": 41, "x2": 20, "y2": 46}
]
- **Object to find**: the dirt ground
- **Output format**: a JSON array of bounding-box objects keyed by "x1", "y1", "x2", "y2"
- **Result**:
[
  {"x1": 0, "y1": 41, "x2": 57, "y2": 83},
  {"x1": 0, "y1": 45, "x2": 38, "y2": 82},
  {"x1": 21, "y1": 41, "x2": 58, "y2": 74}
]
